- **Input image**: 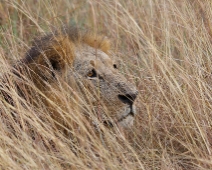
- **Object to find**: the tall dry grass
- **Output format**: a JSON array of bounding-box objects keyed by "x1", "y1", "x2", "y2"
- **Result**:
[{"x1": 0, "y1": 0, "x2": 212, "y2": 169}]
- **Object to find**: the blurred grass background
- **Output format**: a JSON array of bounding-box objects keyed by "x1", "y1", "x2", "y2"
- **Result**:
[{"x1": 1, "y1": 0, "x2": 212, "y2": 169}]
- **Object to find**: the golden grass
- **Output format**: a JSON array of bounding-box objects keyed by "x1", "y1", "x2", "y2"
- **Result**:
[{"x1": 0, "y1": 0, "x2": 212, "y2": 169}]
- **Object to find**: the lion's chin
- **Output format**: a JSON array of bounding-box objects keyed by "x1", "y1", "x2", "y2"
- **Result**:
[
  {"x1": 116, "y1": 105, "x2": 136, "y2": 128},
  {"x1": 117, "y1": 115, "x2": 134, "y2": 128}
]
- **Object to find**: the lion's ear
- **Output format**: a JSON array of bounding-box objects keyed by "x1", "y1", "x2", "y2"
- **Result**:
[
  {"x1": 24, "y1": 36, "x2": 75, "y2": 81},
  {"x1": 37, "y1": 36, "x2": 75, "y2": 69},
  {"x1": 49, "y1": 58, "x2": 61, "y2": 70}
]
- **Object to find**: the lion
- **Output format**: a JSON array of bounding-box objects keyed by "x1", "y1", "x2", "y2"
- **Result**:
[{"x1": 1, "y1": 26, "x2": 138, "y2": 131}]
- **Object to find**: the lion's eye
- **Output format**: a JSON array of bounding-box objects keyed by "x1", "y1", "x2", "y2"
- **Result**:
[
  {"x1": 113, "y1": 64, "x2": 117, "y2": 69},
  {"x1": 87, "y1": 69, "x2": 97, "y2": 78}
]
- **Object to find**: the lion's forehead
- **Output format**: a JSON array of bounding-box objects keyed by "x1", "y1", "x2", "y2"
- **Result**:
[
  {"x1": 77, "y1": 45, "x2": 112, "y2": 59},
  {"x1": 75, "y1": 45, "x2": 114, "y2": 70}
]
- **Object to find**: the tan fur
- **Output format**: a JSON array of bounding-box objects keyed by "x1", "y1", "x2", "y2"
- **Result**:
[{"x1": 2, "y1": 26, "x2": 138, "y2": 131}]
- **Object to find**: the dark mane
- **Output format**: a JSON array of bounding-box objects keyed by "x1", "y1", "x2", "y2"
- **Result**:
[{"x1": 24, "y1": 26, "x2": 110, "y2": 64}]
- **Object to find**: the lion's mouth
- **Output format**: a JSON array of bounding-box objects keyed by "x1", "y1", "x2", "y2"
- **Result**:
[
  {"x1": 117, "y1": 111, "x2": 135, "y2": 123},
  {"x1": 101, "y1": 106, "x2": 136, "y2": 128},
  {"x1": 102, "y1": 111, "x2": 135, "y2": 128},
  {"x1": 118, "y1": 105, "x2": 136, "y2": 121}
]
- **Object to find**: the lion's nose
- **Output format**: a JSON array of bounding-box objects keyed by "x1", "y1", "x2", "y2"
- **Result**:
[{"x1": 118, "y1": 90, "x2": 138, "y2": 105}]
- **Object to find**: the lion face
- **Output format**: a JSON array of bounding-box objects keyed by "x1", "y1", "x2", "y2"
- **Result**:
[
  {"x1": 73, "y1": 46, "x2": 138, "y2": 127},
  {"x1": 18, "y1": 27, "x2": 138, "y2": 129}
]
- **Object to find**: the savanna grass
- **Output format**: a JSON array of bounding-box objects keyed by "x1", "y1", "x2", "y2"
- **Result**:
[{"x1": 0, "y1": 0, "x2": 212, "y2": 169}]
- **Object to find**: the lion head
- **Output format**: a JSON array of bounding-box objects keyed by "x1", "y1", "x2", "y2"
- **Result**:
[{"x1": 10, "y1": 26, "x2": 138, "y2": 128}]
